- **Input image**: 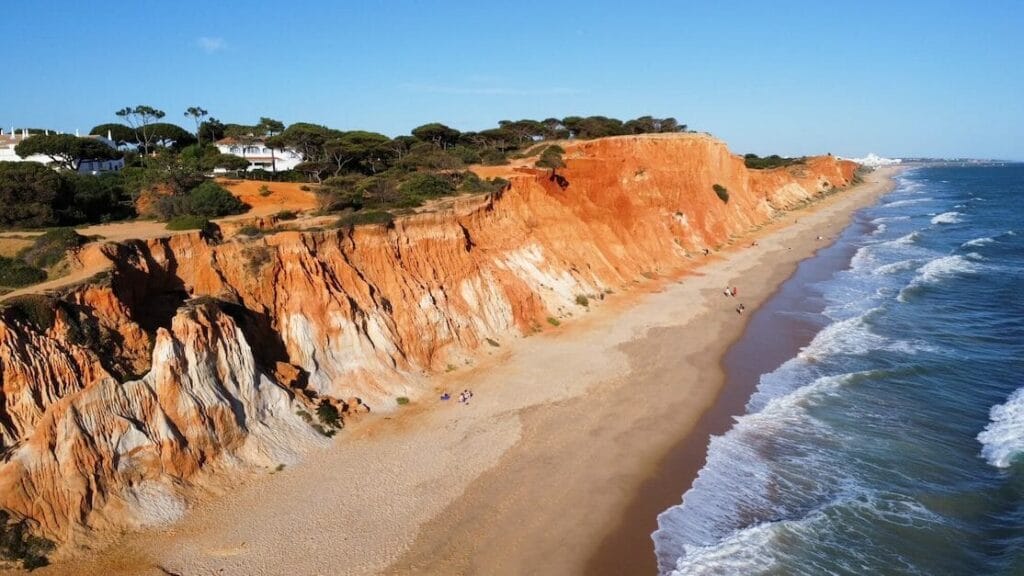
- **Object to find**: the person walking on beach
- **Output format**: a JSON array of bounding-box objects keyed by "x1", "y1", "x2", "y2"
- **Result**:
[{"x1": 731, "y1": 286, "x2": 738, "y2": 297}]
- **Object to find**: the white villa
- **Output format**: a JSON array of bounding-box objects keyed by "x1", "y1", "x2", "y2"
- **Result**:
[
  {"x1": 214, "y1": 137, "x2": 303, "y2": 173},
  {"x1": 0, "y1": 128, "x2": 124, "y2": 174}
]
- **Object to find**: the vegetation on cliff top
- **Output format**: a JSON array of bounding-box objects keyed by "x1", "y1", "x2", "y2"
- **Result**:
[
  {"x1": 743, "y1": 154, "x2": 806, "y2": 170},
  {"x1": 1, "y1": 109, "x2": 691, "y2": 232}
]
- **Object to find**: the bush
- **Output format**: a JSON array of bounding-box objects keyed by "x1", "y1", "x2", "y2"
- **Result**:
[
  {"x1": 480, "y1": 149, "x2": 510, "y2": 166},
  {"x1": 743, "y1": 154, "x2": 806, "y2": 170},
  {"x1": 63, "y1": 172, "x2": 134, "y2": 224},
  {"x1": 485, "y1": 337, "x2": 500, "y2": 347},
  {"x1": 258, "y1": 185, "x2": 272, "y2": 197},
  {"x1": 546, "y1": 316, "x2": 561, "y2": 327},
  {"x1": 2, "y1": 294, "x2": 57, "y2": 330},
  {"x1": 275, "y1": 210, "x2": 298, "y2": 221},
  {"x1": 0, "y1": 257, "x2": 47, "y2": 288},
  {"x1": 316, "y1": 400, "x2": 341, "y2": 429},
  {"x1": 19, "y1": 228, "x2": 89, "y2": 269},
  {"x1": 459, "y1": 173, "x2": 509, "y2": 195},
  {"x1": 334, "y1": 210, "x2": 394, "y2": 229},
  {"x1": 0, "y1": 162, "x2": 65, "y2": 228},
  {"x1": 0, "y1": 510, "x2": 55, "y2": 570},
  {"x1": 188, "y1": 181, "x2": 248, "y2": 218},
  {"x1": 166, "y1": 215, "x2": 211, "y2": 230},
  {"x1": 575, "y1": 294, "x2": 589, "y2": 307},
  {"x1": 396, "y1": 396, "x2": 410, "y2": 405},
  {"x1": 713, "y1": 184, "x2": 729, "y2": 203},
  {"x1": 398, "y1": 173, "x2": 455, "y2": 199},
  {"x1": 237, "y1": 225, "x2": 262, "y2": 237}
]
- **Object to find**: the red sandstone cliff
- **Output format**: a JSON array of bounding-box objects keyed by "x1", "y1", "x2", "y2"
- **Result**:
[{"x1": 0, "y1": 134, "x2": 856, "y2": 549}]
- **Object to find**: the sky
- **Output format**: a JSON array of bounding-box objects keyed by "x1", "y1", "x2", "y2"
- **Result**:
[{"x1": 3, "y1": 1, "x2": 1023, "y2": 160}]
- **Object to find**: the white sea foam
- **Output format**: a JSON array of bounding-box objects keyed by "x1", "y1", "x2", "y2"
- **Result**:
[
  {"x1": 893, "y1": 231, "x2": 921, "y2": 246},
  {"x1": 930, "y1": 211, "x2": 961, "y2": 225},
  {"x1": 978, "y1": 386, "x2": 1024, "y2": 468},
  {"x1": 870, "y1": 216, "x2": 911, "y2": 224},
  {"x1": 883, "y1": 198, "x2": 934, "y2": 208},
  {"x1": 962, "y1": 236, "x2": 994, "y2": 248},
  {"x1": 898, "y1": 255, "x2": 978, "y2": 302},
  {"x1": 872, "y1": 259, "x2": 921, "y2": 276},
  {"x1": 915, "y1": 255, "x2": 976, "y2": 284},
  {"x1": 872, "y1": 223, "x2": 888, "y2": 236}
]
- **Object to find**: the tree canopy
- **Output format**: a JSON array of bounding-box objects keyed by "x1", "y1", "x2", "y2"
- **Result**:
[{"x1": 14, "y1": 134, "x2": 120, "y2": 171}]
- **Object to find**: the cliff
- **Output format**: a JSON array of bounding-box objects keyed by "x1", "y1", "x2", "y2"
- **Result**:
[{"x1": 0, "y1": 134, "x2": 856, "y2": 550}]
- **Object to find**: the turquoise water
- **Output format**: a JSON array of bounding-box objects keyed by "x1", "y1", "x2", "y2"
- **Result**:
[{"x1": 653, "y1": 165, "x2": 1024, "y2": 575}]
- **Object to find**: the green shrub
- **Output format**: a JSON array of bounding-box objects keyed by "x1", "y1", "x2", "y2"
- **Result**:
[
  {"x1": 480, "y1": 149, "x2": 510, "y2": 166},
  {"x1": 0, "y1": 510, "x2": 55, "y2": 569},
  {"x1": 575, "y1": 294, "x2": 589, "y2": 307},
  {"x1": 300, "y1": 185, "x2": 312, "y2": 192},
  {"x1": 0, "y1": 257, "x2": 46, "y2": 288},
  {"x1": 485, "y1": 337, "x2": 500, "y2": 347},
  {"x1": 398, "y1": 173, "x2": 455, "y2": 199},
  {"x1": 713, "y1": 184, "x2": 729, "y2": 203},
  {"x1": 2, "y1": 294, "x2": 57, "y2": 330},
  {"x1": 166, "y1": 215, "x2": 211, "y2": 230},
  {"x1": 460, "y1": 173, "x2": 509, "y2": 195},
  {"x1": 237, "y1": 225, "x2": 262, "y2": 237},
  {"x1": 396, "y1": 396, "x2": 410, "y2": 405},
  {"x1": 334, "y1": 210, "x2": 394, "y2": 229},
  {"x1": 316, "y1": 400, "x2": 342, "y2": 429},
  {"x1": 19, "y1": 228, "x2": 90, "y2": 269},
  {"x1": 258, "y1": 185, "x2": 272, "y2": 197},
  {"x1": 547, "y1": 316, "x2": 561, "y2": 327},
  {"x1": 188, "y1": 181, "x2": 248, "y2": 218},
  {"x1": 275, "y1": 210, "x2": 298, "y2": 221},
  {"x1": 743, "y1": 154, "x2": 806, "y2": 170}
]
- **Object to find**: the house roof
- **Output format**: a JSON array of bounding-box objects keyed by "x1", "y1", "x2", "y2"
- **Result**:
[{"x1": 215, "y1": 137, "x2": 267, "y2": 146}]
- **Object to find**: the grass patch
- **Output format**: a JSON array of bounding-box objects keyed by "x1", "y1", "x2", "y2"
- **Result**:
[{"x1": 546, "y1": 316, "x2": 561, "y2": 327}]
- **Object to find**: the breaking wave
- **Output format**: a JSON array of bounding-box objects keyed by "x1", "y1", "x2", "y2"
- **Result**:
[
  {"x1": 978, "y1": 387, "x2": 1024, "y2": 469},
  {"x1": 931, "y1": 211, "x2": 961, "y2": 225}
]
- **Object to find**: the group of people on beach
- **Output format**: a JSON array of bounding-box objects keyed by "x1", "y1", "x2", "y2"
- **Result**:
[
  {"x1": 440, "y1": 389, "x2": 474, "y2": 405},
  {"x1": 724, "y1": 285, "x2": 745, "y2": 314}
]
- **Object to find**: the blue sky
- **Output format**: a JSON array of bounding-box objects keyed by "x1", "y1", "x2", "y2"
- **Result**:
[{"x1": 4, "y1": 1, "x2": 1022, "y2": 159}]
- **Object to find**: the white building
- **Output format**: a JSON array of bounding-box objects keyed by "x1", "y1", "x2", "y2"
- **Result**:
[
  {"x1": 0, "y1": 128, "x2": 125, "y2": 174},
  {"x1": 213, "y1": 137, "x2": 303, "y2": 173}
]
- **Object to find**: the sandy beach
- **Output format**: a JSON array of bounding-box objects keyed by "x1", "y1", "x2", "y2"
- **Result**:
[{"x1": 51, "y1": 166, "x2": 898, "y2": 576}]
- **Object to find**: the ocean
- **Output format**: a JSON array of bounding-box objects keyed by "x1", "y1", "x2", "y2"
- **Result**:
[{"x1": 652, "y1": 164, "x2": 1024, "y2": 575}]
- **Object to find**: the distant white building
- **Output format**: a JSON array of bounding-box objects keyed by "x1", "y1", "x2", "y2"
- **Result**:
[
  {"x1": 214, "y1": 137, "x2": 303, "y2": 173},
  {"x1": 842, "y1": 153, "x2": 902, "y2": 168},
  {"x1": 0, "y1": 128, "x2": 124, "y2": 174}
]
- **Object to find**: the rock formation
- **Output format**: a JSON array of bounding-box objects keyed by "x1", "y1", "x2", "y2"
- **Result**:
[{"x1": 0, "y1": 133, "x2": 855, "y2": 550}]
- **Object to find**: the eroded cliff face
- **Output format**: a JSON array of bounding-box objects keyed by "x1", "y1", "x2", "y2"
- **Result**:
[{"x1": 0, "y1": 134, "x2": 856, "y2": 547}]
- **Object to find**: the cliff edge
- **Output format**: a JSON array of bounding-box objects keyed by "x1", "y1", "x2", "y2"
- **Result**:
[{"x1": 0, "y1": 134, "x2": 856, "y2": 553}]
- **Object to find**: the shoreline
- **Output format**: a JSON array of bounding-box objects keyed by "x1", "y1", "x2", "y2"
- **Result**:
[{"x1": 47, "y1": 167, "x2": 899, "y2": 576}]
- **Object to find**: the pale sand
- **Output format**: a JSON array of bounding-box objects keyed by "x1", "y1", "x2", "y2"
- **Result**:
[{"x1": 45, "y1": 167, "x2": 898, "y2": 576}]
